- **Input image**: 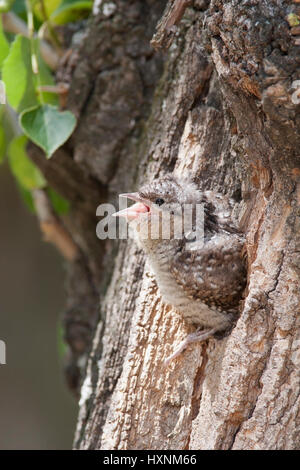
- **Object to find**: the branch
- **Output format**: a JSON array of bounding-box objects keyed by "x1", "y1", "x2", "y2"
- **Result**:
[
  {"x1": 151, "y1": 0, "x2": 192, "y2": 51},
  {"x1": 32, "y1": 189, "x2": 79, "y2": 261}
]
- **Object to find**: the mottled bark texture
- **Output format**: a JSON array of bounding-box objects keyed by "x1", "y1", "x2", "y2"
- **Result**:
[{"x1": 29, "y1": 0, "x2": 300, "y2": 449}]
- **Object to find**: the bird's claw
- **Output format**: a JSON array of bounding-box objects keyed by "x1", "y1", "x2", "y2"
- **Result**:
[{"x1": 164, "y1": 327, "x2": 217, "y2": 366}]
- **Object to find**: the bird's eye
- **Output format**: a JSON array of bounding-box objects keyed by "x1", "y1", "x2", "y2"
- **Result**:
[{"x1": 155, "y1": 198, "x2": 165, "y2": 206}]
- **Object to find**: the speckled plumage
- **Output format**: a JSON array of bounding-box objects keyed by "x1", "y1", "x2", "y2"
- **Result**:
[{"x1": 119, "y1": 174, "x2": 247, "y2": 362}]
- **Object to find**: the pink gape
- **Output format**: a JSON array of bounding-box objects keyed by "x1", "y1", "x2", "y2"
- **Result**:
[{"x1": 112, "y1": 193, "x2": 150, "y2": 221}]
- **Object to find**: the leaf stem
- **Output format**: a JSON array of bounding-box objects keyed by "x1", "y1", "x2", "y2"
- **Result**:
[
  {"x1": 38, "y1": 0, "x2": 62, "y2": 49},
  {"x1": 26, "y1": 0, "x2": 34, "y2": 37},
  {"x1": 25, "y1": 0, "x2": 44, "y2": 105}
]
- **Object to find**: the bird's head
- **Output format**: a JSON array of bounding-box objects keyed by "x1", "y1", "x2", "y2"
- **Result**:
[{"x1": 113, "y1": 175, "x2": 202, "y2": 245}]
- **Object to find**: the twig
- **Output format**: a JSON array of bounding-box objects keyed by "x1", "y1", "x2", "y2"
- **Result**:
[
  {"x1": 151, "y1": 0, "x2": 192, "y2": 51},
  {"x1": 2, "y1": 12, "x2": 59, "y2": 70},
  {"x1": 33, "y1": 189, "x2": 79, "y2": 261},
  {"x1": 37, "y1": 83, "x2": 69, "y2": 94},
  {"x1": 37, "y1": 83, "x2": 70, "y2": 107}
]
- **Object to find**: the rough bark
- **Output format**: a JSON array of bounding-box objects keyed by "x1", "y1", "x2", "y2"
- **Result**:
[{"x1": 29, "y1": 0, "x2": 300, "y2": 449}]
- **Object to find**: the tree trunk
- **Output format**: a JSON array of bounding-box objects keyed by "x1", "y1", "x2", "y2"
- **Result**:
[{"x1": 29, "y1": 0, "x2": 300, "y2": 450}]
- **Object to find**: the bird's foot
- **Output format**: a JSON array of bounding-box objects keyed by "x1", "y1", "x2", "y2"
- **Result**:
[{"x1": 164, "y1": 327, "x2": 217, "y2": 366}]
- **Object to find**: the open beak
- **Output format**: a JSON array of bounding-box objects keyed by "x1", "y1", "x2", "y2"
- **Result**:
[{"x1": 112, "y1": 193, "x2": 151, "y2": 221}]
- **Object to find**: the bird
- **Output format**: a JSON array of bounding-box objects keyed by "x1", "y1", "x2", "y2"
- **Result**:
[{"x1": 113, "y1": 174, "x2": 247, "y2": 364}]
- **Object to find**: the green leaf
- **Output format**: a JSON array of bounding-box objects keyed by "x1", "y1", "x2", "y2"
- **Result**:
[
  {"x1": 2, "y1": 35, "x2": 38, "y2": 112},
  {"x1": 0, "y1": 16, "x2": 9, "y2": 66},
  {"x1": 17, "y1": 182, "x2": 36, "y2": 213},
  {"x1": 0, "y1": 125, "x2": 5, "y2": 163},
  {"x1": 8, "y1": 134, "x2": 47, "y2": 189},
  {"x1": 57, "y1": 324, "x2": 67, "y2": 358},
  {"x1": 2, "y1": 35, "x2": 58, "y2": 111},
  {"x1": 47, "y1": 187, "x2": 70, "y2": 214},
  {"x1": 33, "y1": 0, "x2": 62, "y2": 21},
  {"x1": 50, "y1": 0, "x2": 92, "y2": 25},
  {"x1": 20, "y1": 104, "x2": 76, "y2": 158}
]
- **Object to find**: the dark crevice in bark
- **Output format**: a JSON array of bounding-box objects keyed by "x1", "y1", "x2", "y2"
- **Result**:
[
  {"x1": 227, "y1": 346, "x2": 271, "y2": 450},
  {"x1": 191, "y1": 343, "x2": 209, "y2": 421}
]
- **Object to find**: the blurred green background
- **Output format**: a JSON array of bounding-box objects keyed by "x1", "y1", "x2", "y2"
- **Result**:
[{"x1": 0, "y1": 162, "x2": 77, "y2": 449}]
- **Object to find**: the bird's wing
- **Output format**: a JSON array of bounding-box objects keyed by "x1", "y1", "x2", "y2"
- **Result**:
[{"x1": 170, "y1": 234, "x2": 247, "y2": 313}]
